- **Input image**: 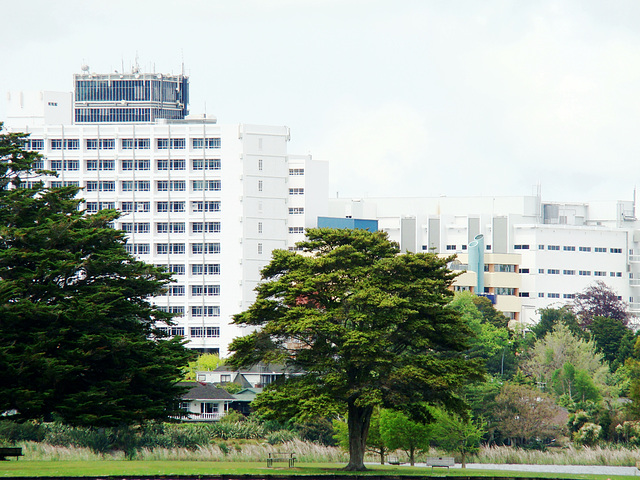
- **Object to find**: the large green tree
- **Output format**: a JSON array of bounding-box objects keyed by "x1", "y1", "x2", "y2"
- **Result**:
[
  {"x1": 379, "y1": 409, "x2": 431, "y2": 466},
  {"x1": 0, "y1": 126, "x2": 192, "y2": 426},
  {"x1": 229, "y1": 228, "x2": 484, "y2": 470}
]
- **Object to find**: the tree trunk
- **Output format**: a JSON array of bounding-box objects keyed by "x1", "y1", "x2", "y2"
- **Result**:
[
  {"x1": 343, "y1": 401, "x2": 373, "y2": 471},
  {"x1": 408, "y1": 446, "x2": 415, "y2": 466},
  {"x1": 461, "y1": 451, "x2": 466, "y2": 468},
  {"x1": 380, "y1": 447, "x2": 385, "y2": 465}
]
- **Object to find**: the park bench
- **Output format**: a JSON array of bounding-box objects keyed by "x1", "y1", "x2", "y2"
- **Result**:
[
  {"x1": 266, "y1": 452, "x2": 296, "y2": 468},
  {"x1": 387, "y1": 456, "x2": 405, "y2": 465},
  {"x1": 0, "y1": 447, "x2": 23, "y2": 461},
  {"x1": 426, "y1": 456, "x2": 455, "y2": 470}
]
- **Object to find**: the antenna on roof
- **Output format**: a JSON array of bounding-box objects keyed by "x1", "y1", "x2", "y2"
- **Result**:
[{"x1": 181, "y1": 49, "x2": 185, "y2": 76}]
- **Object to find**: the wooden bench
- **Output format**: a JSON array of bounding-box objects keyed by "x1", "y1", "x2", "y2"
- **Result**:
[
  {"x1": 266, "y1": 452, "x2": 296, "y2": 468},
  {"x1": 426, "y1": 456, "x2": 455, "y2": 470},
  {"x1": 0, "y1": 447, "x2": 23, "y2": 461}
]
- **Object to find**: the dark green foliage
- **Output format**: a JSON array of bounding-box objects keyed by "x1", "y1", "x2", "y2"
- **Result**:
[
  {"x1": 0, "y1": 127, "x2": 192, "y2": 426},
  {"x1": 229, "y1": 228, "x2": 484, "y2": 470},
  {"x1": 588, "y1": 316, "x2": 635, "y2": 371},
  {"x1": 293, "y1": 418, "x2": 336, "y2": 446},
  {"x1": 531, "y1": 306, "x2": 585, "y2": 341}
]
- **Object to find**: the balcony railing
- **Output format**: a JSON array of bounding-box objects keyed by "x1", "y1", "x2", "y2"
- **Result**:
[{"x1": 176, "y1": 412, "x2": 225, "y2": 422}]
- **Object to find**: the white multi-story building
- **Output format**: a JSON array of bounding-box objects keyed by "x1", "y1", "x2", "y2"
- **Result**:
[
  {"x1": 329, "y1": 194, "x2": 638, "y2": 325},
  {"x1": 5, "y1": 70, "x2": 328, "y2": 356}
]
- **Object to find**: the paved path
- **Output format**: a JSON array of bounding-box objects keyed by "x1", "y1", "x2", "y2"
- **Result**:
[{"x1": 409, "y1": 462, "x2": 640, "y2": 476}]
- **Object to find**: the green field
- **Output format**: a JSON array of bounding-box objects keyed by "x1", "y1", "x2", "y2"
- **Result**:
[{"x1": 0, "y1": 461, "x2": 637, "y2": 479}]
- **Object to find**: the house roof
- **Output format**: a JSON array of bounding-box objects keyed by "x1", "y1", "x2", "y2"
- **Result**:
[
  {"x1": 178, "y1": 382, "x2": 235, "y2": 401},
  {"x1": 213, "y1": 362, "x2": 290, "y2": 374},
  {"x1": 232, "y1": 387, "x2": 263, "y2": 402}
]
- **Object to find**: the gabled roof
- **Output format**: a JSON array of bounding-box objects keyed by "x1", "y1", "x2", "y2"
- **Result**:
[
  {"x1": 178, "y1": 382, "x2": 235, "y2": 401},
  {"x1": 232, "y1": 387, "x2": 263, "y2": 402}
]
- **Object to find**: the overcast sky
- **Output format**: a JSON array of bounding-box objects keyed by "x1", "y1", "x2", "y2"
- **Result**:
[{"x1": 3, "y1": 0, "x2": 640, "y2": 203}]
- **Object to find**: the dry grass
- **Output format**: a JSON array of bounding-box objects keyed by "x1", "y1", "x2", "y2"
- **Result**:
[
  {"x1": 471, "y1": 445, "x2": 640, "y2": 466},
  {"x1": 20, "y1": 439, "x2": 349, "y2": 463}
]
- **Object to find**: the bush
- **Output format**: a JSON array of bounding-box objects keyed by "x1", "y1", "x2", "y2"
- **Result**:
[
  {"x1": 0, "y1": 420, "x2": 45, "y2": 443},
  {"x1": 267, "y1": 430, "x2": 299, "y2": 445}
]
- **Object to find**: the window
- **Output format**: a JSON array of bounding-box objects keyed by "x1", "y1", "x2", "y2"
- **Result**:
[
  {"x1": 191, "y1": 285, "x2": 220, "y2": 296},
  {"x1": 611, "y1": 271, "x2": 622, "y2": 277},
  {"x1": 157, "y1": 180, "x2": 186, "y2": 192},
  {"x1": 289, "y1": 188, "x2": 304, "y2": 195},
  {"x1": 191, "y1": 243, "x2": 220, "y2": 254},
  {"x1": 495, "y1": 287, "x2": 516, "y2": 296},
  {"x1": 121, "y1": 159, "x2": 150, "y2": 171},
  {"x1": 192, "y1": 138, "x2": 221, "y2": 149},
  {"x1": 610, "y1": 248, "x2": 622, "y2": 254},
  {"x1": 191, "y1": 264, "x2": 220, "y2": 275},
  {"x1": 165, "y1": 285, "x2": 185, "y2": 296},
  {"x1": 548, "y1": 293, "x2": 560, "y2": 298},
  {"x1": 191, "y1": 222, "x2": 221, "y2": 233},
  {"x1": 258, "y1": 180, "x2": 263, "y2": 192},
  {"x1": 563, "y1": 270, "x2": 575, "y2": 275},
  {"x1": 51, "y1": 160, "x2": 79, "y2": 171},
  {"x1": 289, "y1": 227, "x2": 304, "y2": 234},
  {"x1": 158, "y1": 326, "x2": 185, "y2": 337},
  {"x1": 563, "y1": 246, "x2": 576, "y2": 251},
  {"x1": 495, "y1": 264, "x2": 516, "y2": 273},
  {"x1": 258, "y1": 243, "x2": 263, "y2": 255},
  {"x1": 192, "y1": 158, "x2": 221, "y2": 170},
  {"x1": 156, "y1": 243, "x2": 185, "y2": 255},
  {"x1": 548, "y1": 245, "x2": 560, "y2": 250},
  {"x1": 27, "y1": 139, "x2": 44, "y2": 151},
  {"x1": 122, "y1": 138, "x2": 150, "y2": 149},
  {"x1": 192, "y1": 180, "x2": 221, "y2": 191},
  {"x1": 579, "y1": 246, "x2": 591, "y2": 252},
  {"x1": 289, "y1": 168, "x2": 305, "y2": 175},
  {"x1": 156, "y1": 201, "x2": 185, "y2": 213},
  {"x1": 157, "y1": 158, "x2": 186, "y2": 170},
  {"x1": 514, "y1": 244, "x2": 529, "y2": 250},
  {"x1": 595, "y1": 247, "x2": 607, "y2": 253},
  {"x1": 563, "y1": 294, "x2": 576, "y2": 299},
  {"x1": 538, "y1": 245, "x2": 545, "y2": 250},
  {"x1": 579, "y1": 270, "x2": 591, "y2": 276},
  {"x1": 538, "y1": 269, "x2": 544, "y2": 274},
  {"x1": 87, "y1": 159, "x2": 115, "y2": 170},
  {"x1": 538, "y1": 293, "x2": 545, "y2": 297},
  {"x1": 547, "y1": 269, "x2": 559, "y2": 274},
  {"x1": 288, "y1": 207, "x2": 305, "y2": 215},
  {"x1": 519, "y1": 292, "x2": 530, "y2": 297},
  {"x1": 594, "y1": 271, "x2": 606, "y2": 277},
  {"x1": 258, "y1": 222, "x2": 263, "y2": 234},
  {"x1": 86, "y1": 139, "x2": 115, "y2": 150},
  {"x1": 121, "y1": 201, "x2": 149, "y2": 213},
  {"x1": 258, "y1": 159, "x2": 263, "y2": 171},
  {"x1": 156, "y1": 222, "x2": 185, "y2": 234},
  {"x1": 157, "y1": 138, "x2": 185, "y2": 149},
  {"x1": 121, "y1": 222, "x2": 150, "y2": 233},
  {"x1": 520, "y1": 268, "x2": 530, "y2": 274},
  {"x1": 446, "y1": 245, "x2": 457, "y2": 251},
  {"x1": 192, "y1": 201, "x2": 220, "y2": 213},
  {"x1": 86, "y1": 181, "x2": 115, "y2": 192},
  {"x1": 51, "y1": 139, "x2": 79, "y2": 150},
  {"x1": 122, "y1": 180, "x2": 150, "y2": 192},
  {"x1": 125, "y1": 243, "x2": 150, "y2": 255}
]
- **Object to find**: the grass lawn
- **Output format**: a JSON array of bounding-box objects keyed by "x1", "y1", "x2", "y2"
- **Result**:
[{"x1": 0, "y1": 461, "x2": 639, "y2": 479}]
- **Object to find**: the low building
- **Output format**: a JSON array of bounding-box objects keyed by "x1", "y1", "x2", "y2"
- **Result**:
[{"x1": 178, "y1": 382, "x2": 234, "y2": 421}]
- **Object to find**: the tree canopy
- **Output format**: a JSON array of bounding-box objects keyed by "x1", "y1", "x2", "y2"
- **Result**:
[
  {"x1": 573, "y1": 281, "x2": 629, "y2": 327},
  {"x1": 0, "y1": 126, "x2": 192, "y2": 426},
  {"x1": 229, "y1": 228, "x2": 484, "y2": 470}
]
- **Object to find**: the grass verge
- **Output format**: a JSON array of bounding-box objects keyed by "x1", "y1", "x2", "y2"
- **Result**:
[{"x1": 0, "y1": 461, "x2": 639, "y2": 479}]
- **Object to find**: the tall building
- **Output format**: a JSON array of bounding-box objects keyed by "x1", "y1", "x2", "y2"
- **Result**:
[
  {"x1": 329, "y1": 194, "x2": 636, "y2": 325},
  {"x1": 5, "y1": 69, "x2": 328, "y2": 357}
]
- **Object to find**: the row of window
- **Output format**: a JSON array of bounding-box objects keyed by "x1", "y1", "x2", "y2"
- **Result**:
[
  {"x1": 162, "y1": 286, "x2": 222, "y2": 301},
  {"x1": 152, "y1": 242, "x2": 222, "y2": 254},
  {"x1": 536, "y1": 268, "x2": 622, "y2": 277},
  {"x1": 31, "y1": 137, "x2": 222, "y2": 151},
  {"x1": 122, "y1": 222, "x2": 222, "y2": 235},
  {"x1": 88, "y1": 200, "x2": 222, "y2": 214},
  {"x1": 157, "y1": 327, "x2": 220, "y2": 338},
  {"x1": 84, "y1": 180, "x2": 222, "y2": 192},
  {"x1": 136, "y1": 263, "x2": 222, "y2": 274}
]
